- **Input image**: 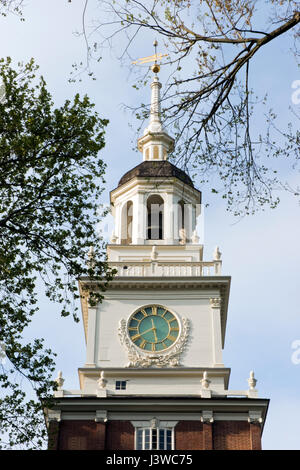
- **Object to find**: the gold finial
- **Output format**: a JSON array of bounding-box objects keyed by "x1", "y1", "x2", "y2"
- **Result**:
[
  {"x1": 132, "y1": 40, "x2": 168, "y2": 74},
  {"x1": 152, "y1": 40, "x2": 160, "y2": 74}
]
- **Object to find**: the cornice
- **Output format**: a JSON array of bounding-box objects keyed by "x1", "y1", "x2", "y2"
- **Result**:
[
  {"x1": 79, "y1": 276, "x2": 230, "y2": 289},
  {"x1": 107, "y1": 244, "x2": 204, "y2": 251},
  {"x1": 110, "y1": 177, "x2": 201, "y2": 203},
  {"x1": 137, "y1": 131, "x2": 174, "y2": 150},
  {"x1": 50, "y1": 396, "x2": 269, "y2": 431}
]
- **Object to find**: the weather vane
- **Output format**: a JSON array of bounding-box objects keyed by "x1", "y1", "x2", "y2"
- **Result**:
[{"x1": 132, "y1": 40, "x2": 168, "y2": 74}]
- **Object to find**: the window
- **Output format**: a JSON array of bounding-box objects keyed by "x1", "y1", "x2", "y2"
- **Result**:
[
  {"x1": 136, "y1": 428, "x2": 173, "y2": 450},
  {"x1": 115, "y1": 380, "x2": 126, "y2": 390},
  {"x1": 120, "y1": 200, "x2": 133, "y2": 244},
  {"x1": 147, "y1": 195, "x2": 164, "y2": 240}
]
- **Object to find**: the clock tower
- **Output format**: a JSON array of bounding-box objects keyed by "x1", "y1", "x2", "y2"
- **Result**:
[{"x1": 47, "y1": 67, "x2": 269, "y2": 451}]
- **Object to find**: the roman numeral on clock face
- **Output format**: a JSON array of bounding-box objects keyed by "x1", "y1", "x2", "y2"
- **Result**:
[
  {"x1": 152, "y1": 306, "x2": 157, "y2": 315},
  {"x1": 131, "y1": 333, "x2": 141, "y2": 341},
  {"x1": 167, "y1": 335, "x2": 177, "y2": 342}
]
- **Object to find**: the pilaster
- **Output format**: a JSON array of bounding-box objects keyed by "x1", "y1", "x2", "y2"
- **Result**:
[
  {"x1": 210, "y1": 298, "x2": 224, "y2": 367},
  {"x1": 85, "y1": 306, "x2": 97, "y2": 367},
  {"x1": 48, "y1": 420, "x2": 60, "y2": 450},
  {"x1": 132, "y1": 192, "x2": 145, "y2": 244},
  {"x1": 201, "y1": 411, "x2": 213, "y2": 450},
  {"x1": 248, "y1": 411, "x2": 263, "y2": 450},
  {"x1": 249, "y1": 423, "x2": 262, "y2": 450},
  {"x1": 164, "y1": 192, "x2": 175, "y2": 243}
]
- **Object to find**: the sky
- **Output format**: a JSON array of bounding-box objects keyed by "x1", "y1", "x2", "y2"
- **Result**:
[{"x1": 0, "y1": 0, "x2": 299, "y2": 450}]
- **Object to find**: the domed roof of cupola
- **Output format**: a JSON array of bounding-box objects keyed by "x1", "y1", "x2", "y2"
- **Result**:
[{"x1": 118, "y1": 160, "x2": 194, "y2": 188}]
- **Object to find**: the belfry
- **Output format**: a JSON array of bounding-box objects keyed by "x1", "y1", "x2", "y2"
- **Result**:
[{"x1": 47, "y1": 57, "x2": 269, "y2": 451}]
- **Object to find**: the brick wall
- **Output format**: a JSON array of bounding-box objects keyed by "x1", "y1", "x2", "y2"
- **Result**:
[
  {"x1": 106, "y1": 421, "x2": 135, "y2": 450},
  {"x1": 249, "y1": 423, "x2": 262, "y2": 450},
  {"x1": 175, "y1": 421, "x2": 204, "y2": 450},
  {"x1": 57, "y1": 420, "x2": 106, "y2": 450},
  {"x1": 50, "y1": 419, "x2": 261, "y2": 450},
  {"x1": 213, "y1": 421, "x2": 252, "y2": 450},
  {"x1": 174, "y1": 420, "x2": 261, "y2": 450}
]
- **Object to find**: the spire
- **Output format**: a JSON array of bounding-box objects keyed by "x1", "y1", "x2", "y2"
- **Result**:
[
  {"x1": 147, "y1": 40, "x2": 163, "y2": 134},
  {"x1": 147, "y1": 75, "x2": 163, "y2": 134},
  {"x1": 136, "y1": 41, "x2": 174, "y2": 161}
]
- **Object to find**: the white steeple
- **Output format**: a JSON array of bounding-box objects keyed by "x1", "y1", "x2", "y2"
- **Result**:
[
  {"x1": 145, "y1": 75, "x2": 163, "y2": 134},
  {"x1": 137, "y1": 47, "x2": 174, "y2": 161}
]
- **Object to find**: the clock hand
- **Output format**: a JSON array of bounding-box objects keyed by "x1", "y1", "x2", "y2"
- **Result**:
[
  {"x1": 131, "y1": 327, "x2": 155, "y2": 340},
  {"x1": 151, "y1": 319, "x2": 158, "y2": 342},
  {"x1": 140, "y1": 326, "x2": 156, "y2": 336}
]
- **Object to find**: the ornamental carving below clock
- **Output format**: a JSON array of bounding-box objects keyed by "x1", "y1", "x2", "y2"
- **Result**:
[{"x1": 118, "y1": 305, "x2": 189, "y2": 368}]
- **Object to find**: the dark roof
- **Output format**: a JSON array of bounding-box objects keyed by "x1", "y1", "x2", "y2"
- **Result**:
[{"x1": 118, "y1": 160, "x2": 194, "y2": 188}]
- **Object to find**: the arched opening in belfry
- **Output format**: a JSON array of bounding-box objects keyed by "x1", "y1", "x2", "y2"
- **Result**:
[
  {"x1": 178, "y1": 200, "x2": 185, "y2": 231},
  {"x1": 147, "y1": 195, "x2": 164, "y2": 240},
  {"x1": 178, "y1": 200, "x2": 186, "y2": 242},
  {"x1": 121, "y1": 200, "x2": 133, "y2": 244},
  {"x1": 153, "y1": 146, "x2": 159, "y2": 159}
]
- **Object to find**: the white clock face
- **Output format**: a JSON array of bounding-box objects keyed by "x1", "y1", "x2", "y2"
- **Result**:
[{"x1": 127, "y1": 305, "x2": 180, "y2": 352}]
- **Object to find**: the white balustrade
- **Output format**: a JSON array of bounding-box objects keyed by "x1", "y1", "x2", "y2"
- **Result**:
[
  {"x1": 109, "y1": 260, "x2": 222, "y2": 277},
  {"x1": 54, "y1": 388, "x2": 253, "y2": 398}
]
